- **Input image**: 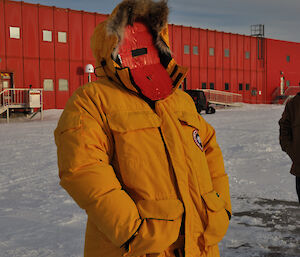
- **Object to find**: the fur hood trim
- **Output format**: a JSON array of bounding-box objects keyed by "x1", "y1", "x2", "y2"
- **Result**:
[{"x1": 106, "y1": 0, "x2": 171, "y2": 58}]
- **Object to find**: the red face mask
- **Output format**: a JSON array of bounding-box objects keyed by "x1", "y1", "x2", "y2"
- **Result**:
[{"x1": 116, "y1": 22, "x2": 173, "y2": 100}]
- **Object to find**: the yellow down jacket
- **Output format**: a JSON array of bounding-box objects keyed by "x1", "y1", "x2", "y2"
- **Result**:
[{"x1": 54, "y1": 1, "x2": 231, "y2": 257}]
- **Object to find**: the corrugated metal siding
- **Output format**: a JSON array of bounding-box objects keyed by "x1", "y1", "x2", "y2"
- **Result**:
[
  {"x1": 266, "y1": 38, "x2": 300, "y2": 103},
  {"x1": 1, "y1": 0, "x2": 300, "y2": 108},
  {"x1": 0, "y1": 0, "x2": 6, "y2": 71},
  {"x1": 191, "y1": 27, "x2": 199, "y2": 90}
]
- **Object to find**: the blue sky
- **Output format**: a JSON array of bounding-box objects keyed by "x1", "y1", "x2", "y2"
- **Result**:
[{"x1": 14, "y1": 0, "x2": 300, "y2": 43}]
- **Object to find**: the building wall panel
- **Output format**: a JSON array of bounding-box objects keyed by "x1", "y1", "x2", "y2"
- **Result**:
[
  {"x1": 257, "y1": 70, "x2": 264, "y2": 103},
  {"x1": 244, "y1": 36, "x2": 251, "y2": 71},
  {"x1": 191, "y1": 28, "x2": 199, "y2": 89},
  {"x1": 215, "y1": 32, "x2": 222, "y2": 69},
  {"x1": 69, "y1": 10, "x2": 83, "y2": 61},
  {"x1": 223, "y1": 33, "x2": 230, "y2": 70},
  {"x1": 182, "y1": 26, "x2": 191, "y2": 88},
  {"x1": 207, "y1": 30, "x2": 215, "y2": 69},
  {"x1": 223, "y1": 69, "x2": 230, "y2": 90},
  {"x1": 55, "y1": 60, "x2": 69, "y2": 109},
  {"x1": 24, "y1": 59, "x2": 39, "y2": 88},
  {"x1": 0, "y1": 0, "x2": 7, "y2": 64},
  {"x1": 83, "y1": 13, "x2": 96, "y2": 61},
  {"x1": 23, "y1": 3, "x2": 39, "y2": 58},
  {"x1": 70, "y1": 61, "x2": 84, "y2": 95},
  {"x1": 200, "y1": 68, "x2": 207, "y2": 88},
  {"x1": 0, "y1": 58, "x2": 6, "y2": 71},
  {"x1": 5, "y1": 1, "x2": 23, "y2": 58},
  {"x1": 250, "y1": 37, "x2": 257, "y2": 71},
  {"x1": 7, "y1": 57, "x2": 23, "y2": 88},
  {"x1": 40, "y1": 59, "x2": 55, "y2": 109},
  {"x1": 230, "y1": 34, "x2": 237, "y2": 70},
  {"x1": 230, "y1": 69, "x2": 237, "y2": 93},
  {"x1": 208, "y1": 69, "x2": 215, "y2": 86},
  {"x1": 199, "y1": 29, "x2": 207, "y2": 69},
  {"x1": 216, "y1": 70, "x2": 222, "y2": 90},
  {"x1": 250, "y1": 71, "x2": 258, "y2": 103},
  {"x1": 172, "y1": 25, "x2": 182, "y2": 65},
  {"x1": 39, "y1": 6, "x2": 54, "y2": 60},
  {"x1": 243, "y1": 70, "x2": 251, "y2": 103},
  {"x1": 54, "y1": 8, "x2": 69, "y2": 60},
  {"x1": 237, "y1": 35, "x2": 244, "y2": 70}
]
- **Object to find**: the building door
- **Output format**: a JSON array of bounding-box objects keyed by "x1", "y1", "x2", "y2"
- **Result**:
[
  {"x1": 0, "y1": 72, "x2": 14, "y2": 105},
  {"x1": 0, "y1": 72, "x2": 13, "y2": 90}
]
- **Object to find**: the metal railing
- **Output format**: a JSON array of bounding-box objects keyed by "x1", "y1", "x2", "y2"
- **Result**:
[
  {"x1": 0, "y1": 88, "x2": 43, "y2": 122},
  {"x1": 271, "y1": 86, "x2": 300, "y2": 104},
  {"x1": 202, "y1": 89, "x2": 243, "y2": 105},
  {"x1": 284, "y1": 86, "x2": 300, "y2": 96}
]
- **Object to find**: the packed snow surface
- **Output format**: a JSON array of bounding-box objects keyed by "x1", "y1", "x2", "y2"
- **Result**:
[{"x1": 0, "y1": 104, "x2": 299, "y2": 257}]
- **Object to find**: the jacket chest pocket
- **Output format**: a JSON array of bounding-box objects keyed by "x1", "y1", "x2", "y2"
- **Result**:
[{"x1": 106, "y1": 111, "x2": 172, "y2": 192}]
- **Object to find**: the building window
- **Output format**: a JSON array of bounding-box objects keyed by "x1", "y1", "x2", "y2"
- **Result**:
[
  {"x1": 239, "y1": 83, "x2": 243, "y2": 91},
  {"x1": 58, "y1": 32, "x2": 67, "y2": 43},
  {"x1": 225, "y1": 83, "x2": 229, "y2": 90},
  {"x1": 43, "y1": 30, "x2": 52, "y2": 42},
  {"x1": 43, "y1": 79, "x2": 54, "y2": 91},
  {"x1": 184, "y1": 45, "x2": 190, "y2": 54},
  {"x1": 209, "y1": 47, "x2": 214, "y2": 56},
  {"x1": 245, "y1": 51, "x2": 250, "y2": 59},
  {"x1": 286, "y1": 80, "x2": 290, "y2": 87},
  {"x1": 210, "y1": 83, "x2": 214, "y2": 89},
  {"x1": 251, "y1": 89, "x2": 257, "y2": 96},
  {"x1": 286, "y1": 55, "x2": 290, "y2": 62},
  {"x1": 59, "y1": 79, "x2": 69, "y2": 91},
  {"x1": 202, "y1": 82, "x2": 207, "y2": 89},
  {"x1": 224, "y1": 49, "x2": 230, "y2": 57},
  {"x1": 193, "y1": 46, "x2": 198, "y2": 55},
  {"x1": 9, "y1": 27, "x2": 20, "y2": 39},
  {"x1": 246, "y1": 83, "x2": 250, "y2": 90}
]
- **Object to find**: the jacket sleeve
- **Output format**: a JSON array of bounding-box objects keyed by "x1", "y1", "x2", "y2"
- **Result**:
[
  {"x1": 54, "y1": 87, "x2": 141, "y2": 247},
  {"x1": 279, "y1": 103, "x2": 293, "y2": 158},
  {"x1": 199, "y1": 115, "x2": 231, "y2": 214}
]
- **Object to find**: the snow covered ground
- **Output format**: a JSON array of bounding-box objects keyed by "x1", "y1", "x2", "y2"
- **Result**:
[{"x1": 0, "y1": 104, "x2": 299, "y2": 257}]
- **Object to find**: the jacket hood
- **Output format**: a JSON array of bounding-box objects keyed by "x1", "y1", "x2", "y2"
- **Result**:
[
  {"x1": 90, "y1": 0, "x2": 188, "y2": 97},
  {"x1": 91, "y1": 0, "x2": 171, "y2": 69}
]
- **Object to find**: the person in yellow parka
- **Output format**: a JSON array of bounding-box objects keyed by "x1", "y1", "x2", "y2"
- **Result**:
[{"x1": 54, "y1": 0, "x2": 231, "y2": 257}]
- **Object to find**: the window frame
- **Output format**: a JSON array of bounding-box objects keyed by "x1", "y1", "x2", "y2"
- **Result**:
[
  {"x1": 42, "y1": 30, "x2": 53, "y2": 42},
  {"x1": 184, "y1": 45, "x2": 190, "y2": 54},
  {"x1": 225, "y1": 83, "x2": 230, "y2": 91},
  {"x1": 9, "y1": 26, "x2": 20, "y2": 39},
  {"x1": 245, "y1": 51, "x2": 250, "y2": 59},
  {"x1": 43, "y1": 79, "x2": 54, "y2": 91},
  {"x1": 193, "y1": 46, "x2": 199, "y2": 55},
  {"x1": 224, "y1": 49, "x2": 230, "y2": 57},
  {"x1": 58, "y1": 79, "x2": 69, "y2": 91},
  {"x1": 57, "y1": 31, "x2": 67, "y2": 43}
]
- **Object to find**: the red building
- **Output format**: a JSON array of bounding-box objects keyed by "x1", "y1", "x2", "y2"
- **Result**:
[{"x1": 1, "y1": 0, "x2": 300, "y2": 109}]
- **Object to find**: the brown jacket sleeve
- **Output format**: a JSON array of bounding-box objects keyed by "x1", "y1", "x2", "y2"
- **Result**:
[{"x1": 279, "y1": 102, "x2": 294, "y2": 159}]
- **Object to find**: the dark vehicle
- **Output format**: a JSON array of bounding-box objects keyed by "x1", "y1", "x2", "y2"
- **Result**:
[{"x1": 185, "y1": 89, "x2": 216, "y2": 114}]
